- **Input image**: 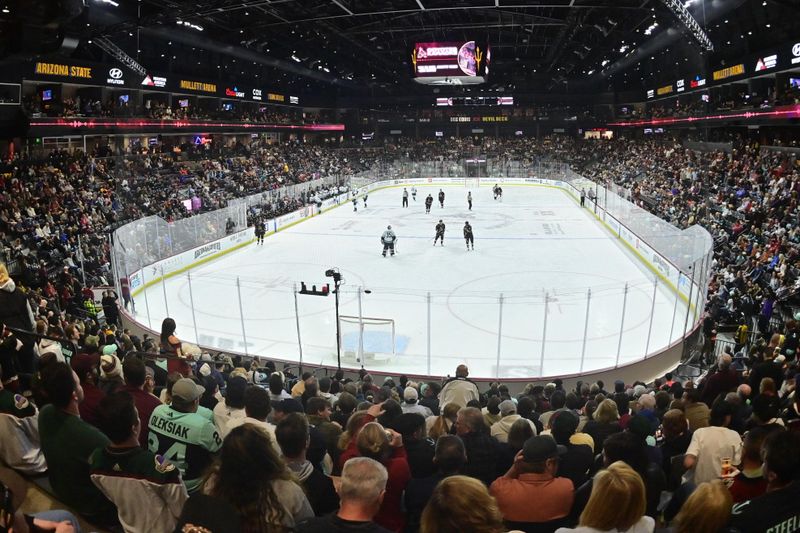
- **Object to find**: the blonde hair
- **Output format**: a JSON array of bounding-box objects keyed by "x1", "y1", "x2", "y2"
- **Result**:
[
  {"x1": 429, "y1": 403, "x2": 460, "y2": 439},
  {"x1": 356, "y1": 422, "x2": 390, "y2": 461},
  {"x1": 580, "y1": 461, "x2": 646, "y2": 531},
  {"x1": 338, "y1": 410, "x2": 371, "y2": 451},
  {"x1": 673, "y1": 481, "x2": 732, "y2": 533},
  {"x1": 593, "y1": 398, "x2": 620, "y2": 424},
  {"x1": 420, "y1": 475, "x2": 504, "y2": 533}
]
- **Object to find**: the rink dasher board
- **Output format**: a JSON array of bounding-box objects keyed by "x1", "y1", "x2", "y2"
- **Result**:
[{"x1": 129, "y1": 177, "x2": 704, "y2": 323}]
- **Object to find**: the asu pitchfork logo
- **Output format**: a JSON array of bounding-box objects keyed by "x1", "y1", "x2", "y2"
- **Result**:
[
  {"x1": 411, "y1": 48, "x2": 417, "y2": 71},
  {"x1": 475, "y1": 46, "x2": 483, "y2": 71}
]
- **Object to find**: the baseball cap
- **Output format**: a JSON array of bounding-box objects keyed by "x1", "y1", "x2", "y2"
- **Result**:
[
  {"x1": 403, "y1": 386, "x2": 418, "y2": 401},
  {"x1": 522, "y1": 435, "x2": 567, "y2": 463},
  {"x1": 172, "y1": 378, "x2": 205, "y2": 403},
  {"x1": 274, "y1": 398, "x2": 304, "y2": 414},
  {"x1": 499, "y1": 399, "x2": 517, "y2": 416}
]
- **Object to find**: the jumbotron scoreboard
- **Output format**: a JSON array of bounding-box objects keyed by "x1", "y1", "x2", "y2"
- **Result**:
[{"x1": 411, "y1": 41, "x2": 490, "y2": 85}]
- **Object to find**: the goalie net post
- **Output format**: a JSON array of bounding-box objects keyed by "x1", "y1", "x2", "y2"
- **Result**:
[{"x1": 338, "y1": 315, "x2": 396, "y2": 364}]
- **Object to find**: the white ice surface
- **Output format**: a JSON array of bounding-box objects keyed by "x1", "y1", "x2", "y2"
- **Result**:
[{"x1": 133, "y1": 184, "x2": 690, "y2": 379}]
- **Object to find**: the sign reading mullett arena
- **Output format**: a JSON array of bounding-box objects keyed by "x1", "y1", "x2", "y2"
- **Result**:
[{"x1": 179, "y1": 79, "x2": 217, "y2": 93}]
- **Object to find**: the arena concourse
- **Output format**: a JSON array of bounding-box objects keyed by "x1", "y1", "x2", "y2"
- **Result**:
[{"x1": 1, "y1": 1, "x2": 800, "y2": 532}]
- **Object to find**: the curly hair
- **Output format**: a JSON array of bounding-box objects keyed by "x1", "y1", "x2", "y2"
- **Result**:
[{"x1": 203, "y1": 424, "x2": 295, "y2": 532}]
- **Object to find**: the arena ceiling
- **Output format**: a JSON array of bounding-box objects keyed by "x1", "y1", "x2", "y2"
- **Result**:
[{"x1": 3, "y1": 0, "x2": 800, "y2": 96}]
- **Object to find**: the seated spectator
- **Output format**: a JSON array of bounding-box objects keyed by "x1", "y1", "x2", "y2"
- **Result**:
[
  {"x1": 38, "y1": 361, "x2": 118, "y2": 525},
  {"x1": 490, "y1": 399, "x2": 537, "y2": 443},
  {"x1": 296, "y1": 457, "x2": 390, "y2": 533},
  {"x1": 438, "y1": 364, "x2": 480, "y2": 408},
  {"x1": 583, "y1": 398, "x2": 622, "y2": 453},
  {"x1": 552, "y1": 410, "x2": 595, "y2": 488},
  {"x1": 728, "y1": 425, "x2": 781, "y2": 503},
  {"x1": 226, "y1": 384, "x2": 280, "y2": 453},
  {"x1": 421, "y1": 475, "x2": 506, "y2": 533},
  {"x1": 419, "y1": 381, "x2": 440, "y2": 416},
  {"x1": 70, "y1": 353, "x2": 104, "y2": 427},
  {"x1": 426, "y1": 402, "x2": 459, "y2": 439},
  {"x1": 401, "y1": 386, "x2": 433, "y2": 418},
  {"x1": 98, "y1": 351, "x2": 124, "y2": 395},
  {"x1": 490, "y1": 435, "x2": 574, "y2": 525},
  {"x1": 700, "y1": 353, "x2": 740, "y2": 406},
  {"x1": 173, "y1": 493, "x2": 242, "y2": 533},
  {"x1": 90, "y1": 391, "x2": 188, "y2": 532},
  {"x1": 203, "y1": 423, "x2": 313, "y2": 529},
  {"x1": 268, "y1": 371, "x2": 292, "y2": 403},
  {"x1": 275, "y1": 412, "x2": 339, "y2": 516},
  {"x1": 456, "y1": 406, "x2": 503, "y2": 485},
  {"x1": 120, "y1": 355, "x2": 161, "y2": 448},
  {"x1": 729, "y1": 431, "x2": 800, "y2": 532},
  {"x1": 483, "y1": 396, "x2": 503, "y2": 427},
  {"x1": 556, "y1": 461, "x2": 654, "y2": 533},
  {"x1": 332, "y1": 390, "x2": 357, "y2": 427},
  {"x1": 148, "y1": 378, "x2": 222, "y2": 492},
  {"x1": 0, "y1": 365, "x2": 44, "y2": 474},
  {"x1": 307, "y1": 395, "x2": 343, "y2": 464},
  {"x1": 404, "y1": 434, "x2": 466, "y2": 532},
  {"x1": 540, "y1": 389, "x2": 566, "y2": 429},
  {"x1": 671, "y1": 480, "x2": 732, "y2": 533},
  {"x1": 388, "y1": 412, "x2": 435, "y2": 478},
  {"x1": 213, "y1": 375, "x2": 247, "y2": 436},
  {"x1": 682, "y1": 389, "x2": 710, "y2": 431},
  {"x1": 658, "y1": 409, "x2": 692, "y2": 484},
  {"x1": 683, "y1": 399, "x2": 742, "y2": 484},
  {"x1": 355, "y1": 421, "x2": 411, "y2": 532}
]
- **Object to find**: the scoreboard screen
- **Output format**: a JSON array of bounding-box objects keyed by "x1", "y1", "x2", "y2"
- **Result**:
[
  {"x1": 436, "y1": 96, "x2": 513, "y2": 106},
  {"x1": 412, "y1": 41, "x2": 490, "y2": 85}
]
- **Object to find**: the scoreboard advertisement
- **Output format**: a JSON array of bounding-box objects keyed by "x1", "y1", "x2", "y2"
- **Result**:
[{"x1": 412, "y1": 41, "x2": 490, "y2": 85}]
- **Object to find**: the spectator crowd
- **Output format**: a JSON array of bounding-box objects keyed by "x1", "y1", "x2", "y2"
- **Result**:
[{"x1": 0, "y1": 133, "x2": 799, "y2": 532}]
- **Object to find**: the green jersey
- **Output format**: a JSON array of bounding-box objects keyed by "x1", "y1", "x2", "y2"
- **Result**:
[{"x1": 148, "y1": 404, "x2": 222, "y2": 493}]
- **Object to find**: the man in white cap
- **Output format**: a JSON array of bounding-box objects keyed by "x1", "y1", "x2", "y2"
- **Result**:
[
  {"x1": 148, "y1": 378, "x2": 222, "y2": 493},
  {"x1": 401, "y1": 386, "x2": 433, "y2": 418},
  {"x1": 491, "y1": 400, "x2": 538, "y2": 443}
]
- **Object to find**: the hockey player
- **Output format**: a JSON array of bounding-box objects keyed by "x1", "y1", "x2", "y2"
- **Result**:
[
  {"x1": 411, "y1": 187, "x2": 417, "y2": 201},
  {"x1": 580, "y1": 188, "x2": 586, "y2": 207},
  {"x1": 402, "y1": 188, "x2": 409, "y2": 208},
  {"x1": 255, "y1": 218, "x2": 266, "y2": 245},
  {"x1": 463, "y1": 221, "x2": 474, "y2": 251},
  {"x1": 381, "y1": 225, "x2": 397, "y2": 257},
  {"x1": 434, "y1": 220, "x2": 445, "y2": 246},
  {"x1": 438, "y1": 189, "x2": 445, "y2": 208},
  {"x1": 363, "y1": 193, "x2": 368, "y2": 208},
  {"x1": 425, "y1": 194, "x2": 433, "y2": 214},
  {"x1": 467, "y1": 191, "x2": 473, "y2": 211},
  {"x1": 493, "y1": 184, "x2": 503, "y2": 200},
  {"x1": 353, "y1": 196, "x2": 358, "y2": 212}
]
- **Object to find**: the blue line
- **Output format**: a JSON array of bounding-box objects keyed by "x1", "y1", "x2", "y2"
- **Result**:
[{"x1": 282, "y1": 230, "x2": 614, "y2": 241}]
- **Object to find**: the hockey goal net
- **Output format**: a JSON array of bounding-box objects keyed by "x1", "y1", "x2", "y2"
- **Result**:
[
  {"x1": 339, "y1": 315, "x2": 396, "y2": 364},
  {"x1": 465, "y1": 177, "x2": 480, "y2": 188}
]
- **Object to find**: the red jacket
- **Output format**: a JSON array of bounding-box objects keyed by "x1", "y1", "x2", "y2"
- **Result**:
[{"x1": 337, "y1": 414, "x2": 411, "y2": 532}]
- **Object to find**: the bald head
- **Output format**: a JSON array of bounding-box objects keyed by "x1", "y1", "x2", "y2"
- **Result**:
[{"x1": 455, "y1": 365, "x2": 469, "y2": 378}]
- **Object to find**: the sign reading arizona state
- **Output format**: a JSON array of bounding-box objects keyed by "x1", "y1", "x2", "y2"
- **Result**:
[{"x1": 35, "y1": 62, "x2": 92, "y2": 79}]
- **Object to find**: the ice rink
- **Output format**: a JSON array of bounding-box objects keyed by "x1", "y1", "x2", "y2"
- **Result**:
[{"x1": 133, "y1": 184, "x2": 691, "y2": 379}]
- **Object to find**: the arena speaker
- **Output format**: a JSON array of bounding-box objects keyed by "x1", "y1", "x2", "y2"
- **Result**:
[{"x1": 0, "y1": 0, "x2": 86, "y2": 61}]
